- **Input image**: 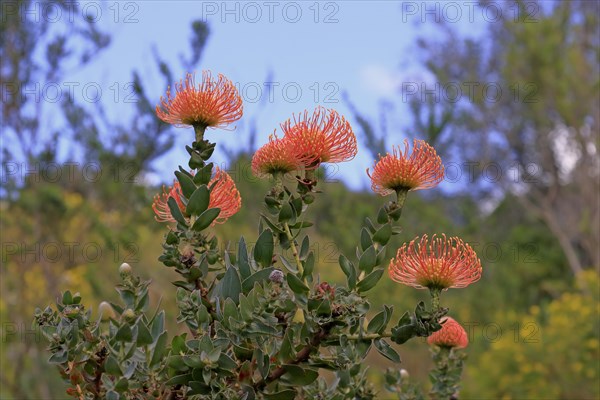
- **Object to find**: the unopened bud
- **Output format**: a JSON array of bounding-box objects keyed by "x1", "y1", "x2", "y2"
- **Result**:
[
  {"x1": 303, "y1": 194, "x2": 315, "y2": 204},
  {"x1": 98, "y1": 301, "x2": 115, "y2": 321},
  {"x1": 400, "y1": 369, "x2": 409, "y2": 379},
  {"x1": 121, "y1": 308, "x2": 136, "y2": 322},
  {"x1": 269, "y1": 269, "x2": 284, "y2": 283},
  {"x1": 119, "y1": 262, "x2": 132, "y2": 276}
]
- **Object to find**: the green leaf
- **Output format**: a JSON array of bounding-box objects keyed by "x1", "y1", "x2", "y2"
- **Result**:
[
  {"x1": 338, "y1": 254, "x2": 356, "y2": 289},
  {"x1": 373, "y1": 223, "x2": 392, "y2": 245},
  {"x1": 264, "y1": 390, "x2": 297, "y2": 400},
  {"x1": 106, "y1": 390, "x2": 120, "y2": 400},
  {"x1": 191, "y1": 208, "x2": 220, "y2": 231},
  {"x1": 254, "y1": 229, "x2": 274, "y2": 268},
  {"x1": 175, "y1": 171, "x2": 196, "y2": 198},
  {"x1": 300, "y1": 236, "x2": 310, "y2": 259},
  {"x1": 358, "y1": 246, "x2": 377, "y2": 274},
  {"x1": 218, "y1": 353, "x2": 238, "y2": 371},
  {"x1": 281, "y1": 365, "x2": 318, "y2": 385},
  {"x1": 166, "y1": 374, "x2": 193, "y2": 386},
  {"x1": 62, "y1": 290, "x2": 73, "y2": 305},
  {"x1": 278, "y1": 202, "x2": 295, "y2": 223},
  {"x1": 290, "y1": 221, "x2": 313, "y2": 229},
  {"x1": 221, "y1": 266, "x2": 242, "y2": 304},
  {"x1": 260, "y1": 214, "x2": 284, "y2": 233},
  {"x1": 238, "y1": 237, "x2": 251, "y2": 280},
  {"x1": 150, "y1": 331, "x2": 168, "y2": 367},
  {"x1": 286, "y1": 273, "x2": 309, "y2": 294},
  {"x1": 256, "y1": 349, "x2": 270, "y2": 379},
  {"x1": 188, "y1": 381, "x2": 211, "y2": 395},
  {"x1": 136, "y1": 321, "x2": 154, "y2": 346},
  {"x1": 303, "y1": 252, "x2": 315, "y2": 278},
  {"x1": 167, "y1": 197, "x2": 187, "y2": 226},
  {"x1": 242, "y1": 267, "x2": 275, "y2": 292},
  {"x1": 279, "y1": 255, "x2": 298, "y2": 274},
  {"x1": 360, "y1": 228, "x2": 372, "y2": 251},
  {"x1": 115, "y1": 324, "x2": 133, "y2": 342},
  {"x1": 367, "y1": 310, "x2": 387, "y2": 334},
  {"x1": 114, "y1": 377, "x2": 129, "y2": 392},
  {"x1": 193, "y1": 163, "x2": 213, "y2": 185},
  {"x1": 357, "y1": 268, "x2": 384, "y2": 292},
  {"x1": 278, "y1": 330, "x2": 295, "y2": 362},
  {"x1": 374, "y1": 339, "x2": 401, "y2": 363},
  {"x1": 186, "y1": 185, "x2": 210, "y2": 216},
  {"x1": 390, "y1": 311, "x2": 415, "y2": 345},
  {"x1": 222, "y1": 298, "x2": 239, "y2": 323},
  {"x1": 377, "y1": 207, "x2": 390, "y2": 224},
  {"x1": 104, "y1": 355, "x2": 122, "y2": 376}
]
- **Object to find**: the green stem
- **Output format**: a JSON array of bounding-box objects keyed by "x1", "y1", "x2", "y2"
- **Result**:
[
  {"x1": 343, "y1": 332, "x2": 392, "y2": 341},
  {"x1": 273, "y1": 172, "x2": 283, "y2": 196},
  {"x1": 430, "y1": 288, "x2": 441, "y2": 313},
  {"x1": 395, "y1": 188, "x2": 408, "y2": 209},
  {"x1": 193, "y1": 124, "x2": 206, "y2": 143},
  {"x1": 283, "y1": 222, "x2": 304, "y2": 278}
]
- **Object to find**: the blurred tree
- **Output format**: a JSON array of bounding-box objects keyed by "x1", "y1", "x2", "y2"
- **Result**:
[
  {"x1": 348, "y1": 0, "x2": 599, "y2": 276},
  {"x1": 0, "y1": 2, "x2": 211, "y2": 397},
  {"x1": 409, "y1": 0, "x2": 599, "y2": 275}
]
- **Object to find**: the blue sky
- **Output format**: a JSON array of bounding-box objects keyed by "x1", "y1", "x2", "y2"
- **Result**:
[{"x1": 16, "y1": 1, "x2": 487, "y2": 190}]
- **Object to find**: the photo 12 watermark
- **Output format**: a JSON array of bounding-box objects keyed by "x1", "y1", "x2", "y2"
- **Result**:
[{"x1": 199, "y1": 1, "x2": 340, "y2": 24}]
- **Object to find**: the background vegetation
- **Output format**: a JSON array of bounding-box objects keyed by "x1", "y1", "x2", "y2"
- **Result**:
[{"x1": 1, "y1": 1, "x2": 598, "y2": 398}]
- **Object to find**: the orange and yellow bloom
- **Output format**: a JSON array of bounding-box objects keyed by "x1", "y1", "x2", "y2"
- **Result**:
[
  {"x1": 156, "y1": 71, "x2": 243, "y2": 129},
  {"x1": 281, "y1": 107, "x2": 357, "y2": 168},
  {"x1": 152, "y1": 181, "x2": 185, "y2": 223},
  {"x1": 427, "y1": 317, "x2": 469, "y2": 349},
  {"x1": 152, "y1": 168, "x2": 241, "y2": 225},
  {"x1": 251, "y1": 135, "x2": 302, "y2": 178},
  {"x1": 389, "y1": 234, "x2": 482, "y2": 290},
  {"x1": 208, "y1": 167, "x2": 241, "y2": 225},
  {"x1": 367, "y1": 139, "x2": 444, "y2": 196}
]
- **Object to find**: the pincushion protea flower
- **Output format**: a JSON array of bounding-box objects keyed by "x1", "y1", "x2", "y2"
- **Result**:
[
  {"x1": 427, "y1": 317, "x2": 469, "y2": 349},
  {"x1": 156, "y1": 71, "x2": 243, "y2": 129},
  {"x1": 152, "y1": 181, "x2": 185, "y2": 223},
  {"x1": 281, "y1": 107, "x2": 357, "y2": 168},
  {"x1": 208, "y1": 167, "x2": 241, "y2": 225},
  {"x1": 367, "y1": 139, "x2": 444, "y2": 196},
  {"x1": 152, "y1": 168, "x2": 241, "y2": 225},
  {"x1": 389, "y1": 234, "x2": 482, "y2": 290},
  {"x1": 251, "y1": 134, "x2": 302, "y2": 178}
]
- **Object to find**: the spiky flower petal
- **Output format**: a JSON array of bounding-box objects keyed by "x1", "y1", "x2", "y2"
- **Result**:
[
  {"x1": 367, "y1": 139, "x2": 444, "y2": 196},
  {"x1": 427, "y1": 317, "x2": 469, "y2": 349},
  {"x1": 152, "y1": 182, "x2": 185, "y2": 223},
  {"x1": 156, "y1": 71, "x2": 243, "y2": 129},
  {"x1": 281, "y1": 107, "x2": 357, "y2": 167},
  {"x1": 152, "y1": 168, "x2": 241, "y2": 225},
  {"x1": 208, "y1": 167, "x2": 241, "y2": 225},
  {"x1": 252, "y1": 135, "x2": 302, "y2": 178},
  {"x1": 389, "y1": 234, "x2": 482, "y2": 290}
]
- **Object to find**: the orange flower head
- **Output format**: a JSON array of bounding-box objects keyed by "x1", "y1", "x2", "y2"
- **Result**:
[
  {"x1": 208, "y1": 167, "x2": 241, "y2": 225},
  {"x1": 427, "y1": 317, "x2": 469, "y2": 349},
  {"x1": 389, "y1": 234, "x2": 482, "y2": 290},
  {"x1": 156, "y1": 71, "x2": 243, "y2": 129},
  {"x1": 252, "y1": 134, "x2": 302, "y2": 178},
  {"x1": 281, "y1": 107, "x2": 357, "y2": 168},
  {"x1": 152, "y1": 168, "x2": 240, "y2": 225},
  {"x1": 367, "y1": 139, "x2": 444, "y2": 196},
  {"x1": 152, "y1": 181, "x2": 185, "y2": 223}
]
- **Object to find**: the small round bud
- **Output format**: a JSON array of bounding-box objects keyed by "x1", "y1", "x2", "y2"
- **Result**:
[
  {"x1": 400, "y1": 369, "x2": 409, "y2": 379},
  {"x1": 119, "y1": 262, "x2": 132, "y2": 276},
  {"x1": 303, "y1": 194, "x2": 315, "y2": 204},
  {"x1": 121, "y1": 308, "x2": 136, "y2": 322},
  {"x1": 98, "y1": 301, "x2": 115, "y2": 321},
  {"x1": 269, "y1": 269, "x2": 284, "y2": 283}
]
